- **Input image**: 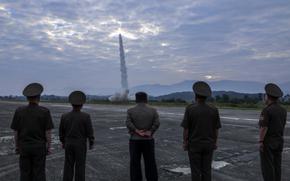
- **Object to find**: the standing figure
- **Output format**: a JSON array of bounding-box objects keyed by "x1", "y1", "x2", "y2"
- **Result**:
[
  {"x1": 10, "y1": 83, "x2": 54, "y2": 181},
  {"x1": 259, "y1": 83, "x2": 287, "y2": 181},
  {"x1": 59, "y1": 91, "x2": 94, "y2": 181},
  {"x1": 126, "y1": 92, "x2": 160, "y2": 181},
  {"x1": 181, "y1": 81, "x2": 221, "y2": 181}
]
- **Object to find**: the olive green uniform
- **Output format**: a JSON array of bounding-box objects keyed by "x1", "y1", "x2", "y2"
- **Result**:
[
  {"x1": 259, "y1": 102, "x2": 287, "y2": 181},
  {"x1": 181, "y1": 103, "x2": 221, "y2": 181},
  {"x1": 10, "y1": 103, "x2": 54, "y2": 181},
  {"x1": 59, "y1": 110, "x2": 94, "y2": 181}
]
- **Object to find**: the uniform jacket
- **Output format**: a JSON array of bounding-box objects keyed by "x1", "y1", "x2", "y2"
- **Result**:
[
  {"x1": 59, "y1": 110, "x2": 94, "y2": 146},
  {"x1": 259, "y1": 102, "x2": 287, "y2": 150},
  {"x1": 181, "y1": 103, "x2": 221, "y2": 148},
  {"x1": 10, "y1": 104, "x2": 54, "y2": 148}
]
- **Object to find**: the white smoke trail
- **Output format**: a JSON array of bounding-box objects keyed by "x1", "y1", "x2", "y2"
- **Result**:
[
  {"x1": 109, "y1": 34, "x2": 129, "y2": 102},
  {"x1": 119, "y1": 34, "x2": 128, "y2": 91}
]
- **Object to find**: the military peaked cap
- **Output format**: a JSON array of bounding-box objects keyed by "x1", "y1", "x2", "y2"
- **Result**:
[
  {"x1": 192, "y1": 81, "x2": 212, "y2": 97},
  {"x1": 69, "y1": 91, "x2": 86, "y2": 105},
  {"x1": 265, "y1": 83, "x2": 283, "y2": 98},
  {"x1": 22, "y1": 83, "x2": 44, "y2": 97}
]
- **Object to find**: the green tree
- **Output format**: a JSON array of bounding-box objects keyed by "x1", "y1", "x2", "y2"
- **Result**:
[
  {"x1": 222, "y1": 94, "x2": 229, "y2": 103},
  {"x1": 215, "y1": 95, "x2": 221, "y2": 102}
]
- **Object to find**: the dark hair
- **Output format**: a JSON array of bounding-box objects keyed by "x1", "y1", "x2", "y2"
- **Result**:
[
  {"x1": 195, "y1": 94, "x2": 207, "y2": 102},
  {"x1": 267, "y1": 94, "x2": 279, "y2": 101},
  {"x1": 27, "y1": 95, "x2": 40, "y2": 101},
  {"x1": 135, "y1": 92, "x2": 148, "y2": 103},
  {"x1": 72, "y1": 104, "x2": 83, "y2": 108},
  {"x1": 72, "y1": 104, "x2": 83, "y2": 111}
]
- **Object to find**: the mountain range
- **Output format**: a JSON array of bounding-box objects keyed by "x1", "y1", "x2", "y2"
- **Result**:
[
  {"x1": 154, "y1": 91, "x2": 263, "y2": 102},
  {"x1": 131, "y1": 80, "x2": 290, "y2": 96}
]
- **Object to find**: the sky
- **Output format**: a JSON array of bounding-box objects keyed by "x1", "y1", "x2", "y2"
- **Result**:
[{"x1": 0, "y1": 0, "x2": 290, "y2": 95}]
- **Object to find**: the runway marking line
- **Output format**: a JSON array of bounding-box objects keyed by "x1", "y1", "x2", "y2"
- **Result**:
[{"x1": 109, "y1": 126, "x2": 127, "y2": 130}]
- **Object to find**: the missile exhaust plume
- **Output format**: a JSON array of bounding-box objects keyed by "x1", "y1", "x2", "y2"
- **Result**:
[
  {"x1": 119, "y1": 34, "x2": 128, "y2": 91},
  {"x1": 109, "y1": 34, "x2": 129, "y2": 102}
]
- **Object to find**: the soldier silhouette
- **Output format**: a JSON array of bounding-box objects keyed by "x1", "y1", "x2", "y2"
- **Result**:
[
  {"x1": 126, "y1": 92, "x2": 160, "y2": 181},
  {"x1": 259, "y1": 83, "x2": 287, "y2": 181},
  {"x1": 181, "y1": 81, "x2": 221, "y2": 181},
  {"x1": 10, "y1": 83, "x2": 54, "y2": 181},
  {"x1": 59, "y1": 91, "x2": 94, "y2": 181}
]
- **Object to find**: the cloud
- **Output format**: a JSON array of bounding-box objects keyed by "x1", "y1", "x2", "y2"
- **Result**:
[{"x1": 0, "y1": 0, "x2": 290, "y2": 95}]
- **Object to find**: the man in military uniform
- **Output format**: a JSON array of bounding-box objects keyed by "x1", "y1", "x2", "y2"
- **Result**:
[
  {"x1": 181, "y1": 81, "x2": 221, "y2": 181},
  {"x1": 259, "y1": 83, "x2": 287, "y2": 181},
  {"x1": 59, "y1": 91, "x2": 94, "y2": 181},
  {"x1": 126, "y1": 92, "x2": 160, "y2": 181},
  {"x1": 10, "y1": 83, "x2": 54, "y2": 181}
]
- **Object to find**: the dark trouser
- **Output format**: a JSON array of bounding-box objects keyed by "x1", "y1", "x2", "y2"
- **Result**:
[
  {"x1": 260, "y1": 144, "x2": 282, "y2": 181},
  {"x1": 19, "y1": 145, "x2": 46, "y2": 181},
  {"x1": 188, "y1": 144, "x2": 214, "y2": 181},
  {"x1": 63, "y1": 141, "x2": 87, "y2": 181},
  {"x1": 129, "y1": 139, "x2": 158, "y2": 181}
]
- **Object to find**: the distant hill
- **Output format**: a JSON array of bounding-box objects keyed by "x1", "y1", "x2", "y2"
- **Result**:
[
  {"x1": 154, "y1": 91, "x2": 263, "y2": 102},
  {"x1": 1, "y1": 85, "x2": 289, "y2": 104},
  {"x1": 131, "y1": 80, "x2": 289, "y2": 96}
]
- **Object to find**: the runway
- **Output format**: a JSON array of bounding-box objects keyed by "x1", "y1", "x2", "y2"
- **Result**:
[{"x1": 0, "y1": 101, "x2": 289, "y2": 181}]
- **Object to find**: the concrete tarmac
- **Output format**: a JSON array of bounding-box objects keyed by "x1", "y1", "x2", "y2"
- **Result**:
[{"x1": 0, "y1": 101, "x2": 289, "y2": 181}]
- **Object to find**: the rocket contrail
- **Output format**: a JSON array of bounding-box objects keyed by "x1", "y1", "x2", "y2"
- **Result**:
[
  {"x1": 119, "y1": 34, "x2": 128, "y2": 91},
  {"x1": 109, "y1": 34, "x2": 129, "y2": 102}
]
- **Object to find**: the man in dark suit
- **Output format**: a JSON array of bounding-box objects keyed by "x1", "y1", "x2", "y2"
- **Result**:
[{"x1": 126, "y1": 92, "x2": 160, "y2": 181}]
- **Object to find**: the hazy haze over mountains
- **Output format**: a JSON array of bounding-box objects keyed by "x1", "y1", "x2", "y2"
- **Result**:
[
  {"x1": 1, "y1": 80, "x2": 289, "y2": 97},
  {"x1": 131, "y1": 80, "x2": 290, "y2": 96}
]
